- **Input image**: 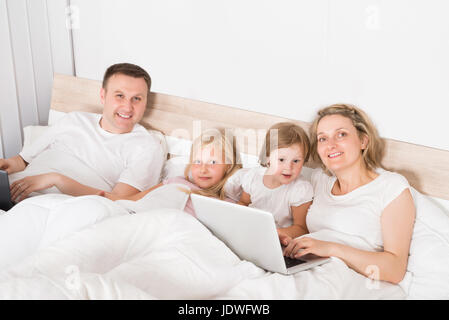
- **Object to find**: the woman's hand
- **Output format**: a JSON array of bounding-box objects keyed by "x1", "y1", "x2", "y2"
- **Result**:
[
  {"x1": 283, "y1": 237, "x2": 335, "y2": 259},
  {"x1": 10, "y1": 173, "x2": 60, "y2": 202}
]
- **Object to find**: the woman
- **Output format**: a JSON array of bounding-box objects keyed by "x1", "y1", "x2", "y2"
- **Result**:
[{"x1": 283, "y1": 104, "x2": 415, "y2": 284}]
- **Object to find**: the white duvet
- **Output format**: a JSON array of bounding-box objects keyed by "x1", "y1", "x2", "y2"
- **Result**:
[
  {"x1": 0, "y1": 188, "x2": 406, "y2": 300},
  {"x1": 0, "y1": 209, "x2": 405, "y2": 300}
]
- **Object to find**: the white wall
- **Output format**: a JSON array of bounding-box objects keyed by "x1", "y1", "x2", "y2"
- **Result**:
[
  {"x1": 0, "y1": 0, "x2": 74, "y2": 158},
  {"x1": 0, "y1": 0, "x2": 27, "y2": 158},
  {"x1": 70, "y1": 0, "x2": 449, "y2": 152},
  {"x1": 3, "y1": 0, "x2": 449, "y2": 156}
]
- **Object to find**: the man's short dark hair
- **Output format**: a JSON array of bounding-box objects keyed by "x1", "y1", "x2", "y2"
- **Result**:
[{"x1": 102, "y1": 63, "x2": 151, "y2": 92}]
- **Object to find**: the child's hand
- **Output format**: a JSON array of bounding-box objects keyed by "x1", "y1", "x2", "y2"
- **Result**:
[
  {"x1": 97, "y1": 190, "x2": 121, "y2": 201},
  {"x1": 277, "y1": 229, "x2": 292, "y2": 246},
  {"x1": 96, "y1": 190, "x2": 106, "y2": 197}
]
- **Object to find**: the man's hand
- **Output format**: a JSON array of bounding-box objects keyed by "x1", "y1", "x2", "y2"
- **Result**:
[
  {"x1": 10, "y1": 173, "x2": 60, "y2": 202},
  {"x1": 0, "y1": 156, "x2": 27, "y2": 174}
]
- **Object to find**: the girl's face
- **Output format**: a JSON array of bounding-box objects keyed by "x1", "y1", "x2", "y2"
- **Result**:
[
  {"x1": 316, "y1": 114, "x2": 368, "y2": 174},
  {"x1": 190, "y1": 144, "x2": 230, "y2": 189},
  {"x1": 266, "y1": 143, "x2": 305, "y2": 186}
]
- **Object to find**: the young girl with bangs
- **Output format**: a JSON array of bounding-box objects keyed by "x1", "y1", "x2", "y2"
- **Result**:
[
  {"x1": 238, "y1": 122, "x2": 314, "y2": 244},
  {"x1": 103, "y1": 128, "x2": 242, "y2": 216}
]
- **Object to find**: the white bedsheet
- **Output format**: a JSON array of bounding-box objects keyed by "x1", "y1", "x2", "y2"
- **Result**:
[
  {"x1": 0, "y1": 183, "x2": 189, "y2": 271},
  {"x1": 0, "y1": 194, "x2": 127, "y2": 270},
  {"x1": 3, "y1": 184, "x2": 449, "y2": 299},
  {"x1": 0, "y1": 205, "x2": 405, "y2": 300}
]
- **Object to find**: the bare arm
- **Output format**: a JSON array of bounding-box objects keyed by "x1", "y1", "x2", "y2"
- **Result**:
[
  {"x1": 277, "y1": 201, "x2": 311, "y2": 245},
  {"x1": 0, "y1": 155, "x2": 27, "y2": 174},
  {"x1": 10, "y1": 172, "x2": 158, "y2": 202},
  {"x1": 285, "y1": 189, "x2": 415, "y2": 284},
  {"x1": 11, "y1": 173, "x2": 102, "y2": 202},
  {"x1": 237, "y1": 190, "x2": 251, "y2": 206},
  {"x1": 102, "y1": 183, "x2": 163, "y2": 201},
  {"x1": 55, "y1": 175, "x2": 144, "y2": 197}
]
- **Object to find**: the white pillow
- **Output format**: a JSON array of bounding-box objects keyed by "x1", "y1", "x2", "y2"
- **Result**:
[
  {"x1": 400, "y1": 188, "x2": 449, "y2": 299},
  {"x1": 161, "y1": 156, "x2": 189, "y2": 180},
  {"x1": 23, "y1": 125, "x2": 49, "y2": 147},
  {"x1": 48, "y1": 109, "x2": 66, "y2": 125},
  {"x1": 165, "y1": 135, "x2": 192, "y2": 157}
]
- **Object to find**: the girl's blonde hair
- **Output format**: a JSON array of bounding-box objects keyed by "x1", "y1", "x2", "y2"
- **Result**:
[
  {"x1": 309, "y1": 104, "x2": 385, "y2": 174},
  {"x1": 259, "y1": 122, "x2": 311, "y2": 167},
  {"x1": 184, "y1": 128, "x2": 242, "y2": 199}
]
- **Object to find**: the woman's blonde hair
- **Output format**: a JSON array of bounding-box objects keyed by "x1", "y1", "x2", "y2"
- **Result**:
[
  {"x1": 259, "y1": 122, "x2": 311, "y2": 167},
  {"x1": 184, "y1": 128, "x2": 242, "y2": 199},
  {"x1": 309, "y1": 104, "x2": 385, "y2": 173}
]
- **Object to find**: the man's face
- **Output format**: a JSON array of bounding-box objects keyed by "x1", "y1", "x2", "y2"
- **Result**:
[{"x1": 100, "y1": 73, "x2": 148, "y2": 134}]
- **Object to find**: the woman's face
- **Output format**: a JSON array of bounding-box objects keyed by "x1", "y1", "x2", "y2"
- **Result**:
[
  {"x1": 190, "y1": 144, "x2": 229, "y2": 189},
  {"x1": 316, "y1": 114, "x2": 368, "y2": 174}
]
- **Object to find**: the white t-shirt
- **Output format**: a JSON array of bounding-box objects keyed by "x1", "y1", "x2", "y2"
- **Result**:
[
  {"x1": 13, "y1": 112, "x2": 165, "y2": 192},
  {"x1": 306, "y1": 168, "x2": 410, "y2": 251},
  {"x1": 241, "y1": 167, "x2": 314, "y2": 228}
]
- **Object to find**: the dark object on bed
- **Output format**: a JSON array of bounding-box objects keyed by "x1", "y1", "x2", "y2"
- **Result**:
[{"x1": 0, "y1": 170, "x2": 14, "y2": 211}]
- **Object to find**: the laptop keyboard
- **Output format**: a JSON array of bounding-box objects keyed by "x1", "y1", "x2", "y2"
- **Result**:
[{"x1": 284, "y1": 255, "x2": 306, "y2": 268}]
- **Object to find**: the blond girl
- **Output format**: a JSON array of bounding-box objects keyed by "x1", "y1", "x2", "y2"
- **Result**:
[{"x1": 104, "y1": 128, "x2": 242, "y2": 216}]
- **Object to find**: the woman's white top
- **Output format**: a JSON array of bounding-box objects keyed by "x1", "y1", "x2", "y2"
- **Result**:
[
  {"x1": 306, "y1": 168, "x2": 410, "y2": 251},
  {"x1": 241, "y1": 167, "x2": 314, "y2": 228}
]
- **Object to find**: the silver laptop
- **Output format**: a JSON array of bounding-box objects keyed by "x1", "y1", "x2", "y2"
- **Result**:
[{"x1": 191, "y1": 193, "x2": 330, "y2": 274}]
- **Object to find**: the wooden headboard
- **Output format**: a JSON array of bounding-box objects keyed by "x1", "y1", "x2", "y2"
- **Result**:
[{"x1": 50, "y1": 73, "x2": 449, "y2": 200}]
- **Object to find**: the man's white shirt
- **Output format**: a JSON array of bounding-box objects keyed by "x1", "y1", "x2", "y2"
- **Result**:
[{"x1": 13, "y1": 112, "x2": 165, "y2": 193}]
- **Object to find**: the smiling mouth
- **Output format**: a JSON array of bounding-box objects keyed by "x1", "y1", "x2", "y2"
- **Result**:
[
  {"x1": 282, "y1": 174, "x2": 292, "y2": 178},
  {"x1": 328, "y1": 152, "x2": 343, "y2": 159},
  {"x1": 117, "y1": 113, "x2": 132, "y2": 119}
]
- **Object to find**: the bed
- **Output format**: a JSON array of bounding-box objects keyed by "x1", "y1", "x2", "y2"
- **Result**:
[{"x1": 0, "y1": 74, "x2": 448, "y2": 300}]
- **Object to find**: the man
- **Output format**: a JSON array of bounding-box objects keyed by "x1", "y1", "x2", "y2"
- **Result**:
[{"x1": 0, "y1": 63, "x2": 165, "y2": 203}]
